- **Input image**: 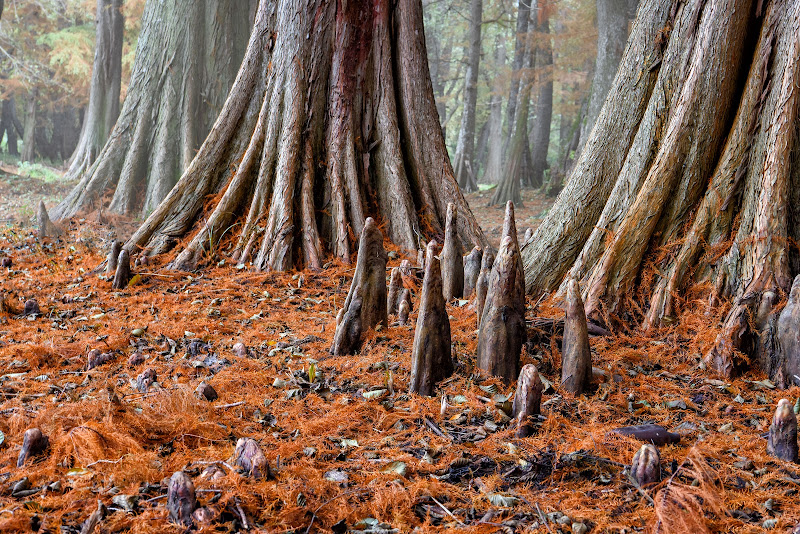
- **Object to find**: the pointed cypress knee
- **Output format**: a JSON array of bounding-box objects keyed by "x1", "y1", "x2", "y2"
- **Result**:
[
  {"x1": 561, "y1": 279, "x2": 591, "y2": 395},
  {"x1": 37, "y1": 201, "x2": 62, "y2": 238},
  {"x1": 463, "y1": 246, "x2": 483, "y2": 298},
  {"x1": 512, "y1": 364, "x2": 543, "y2": 437},
  {"x1": 440, "y1": 203, "x2": 464, "y2": 301},
  {"x1": 631, "y1": 444, "x2": 661, "y2": 486},
  {"x1": 502, "y1": 201, "x2": 526, "y2": 307},
  {"x1": 112, "y1": 249, "x2": 131, "y2": 289},
  {"x1": 476, "y1": 236, "x2": 525, "y2": 382},
  {"x1": 410, "y1": 241, "x2": 453, "y2": 396},
  {"x1": 387, "y1": 267, "x2": 402, "y2": 316},
  {"x1": 167, "y1": 471, "x2": 197, "y2": 526},
  {"x1": 475, "y1": 247, "x2": 495, "y2": 324},
  {"x1": 331, "y1": 218, "x2": 387, "y2": 355},
  {"x1": 768, "y1": 399, "x2": 798, "y2": 462},
  {"x1": 106, "y1": 240, "x2": 122, "y2": 275}
]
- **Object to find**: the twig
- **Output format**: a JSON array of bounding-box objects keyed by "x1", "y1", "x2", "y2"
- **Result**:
[
  {"x1": 625, "y1": 471, "x2": 656, "y2": 506},
  {"x1": 87, "y1": 456, "x2": 126, "y2": 468},
  {"x1": 423, "y1": 416, "x2": 452, "y2": 441},
  {"x1": 234, "y1": 497, "x2": 250, "y2": 530},
  {"x1": 142, "y1": 494, "x2": 167, "y2": 504},
  {"x1": 430, "y1": 495, "x2": 465, "y2": 526},
  {"x1": 305, "y1": 489, "x2": 368, "y2": 534},
  {"x1": 215, "y1": 401, "x2": 245, "y2": 409},
  {"x1": 535, "y1": 502, "x2": 554, "y2": 534}
]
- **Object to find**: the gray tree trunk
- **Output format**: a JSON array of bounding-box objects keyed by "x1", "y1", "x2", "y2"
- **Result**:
[
  {"x1": 0, "y1": 98, "x2": 22, "y2": 156},
  {"x1": 504, "y1": 0, "x2": 531, "y2": 145},
  {"x1": 65, "y1": 0, "x2": 124, "y2": 181},
  {"x1": 20, "y1": 90, "x2": 36, "y2": 162},
  {"x1": 453, "y1": 0, "x2": 483, "y2": 192},
  {"x1": 125, "y1": 0, "x2": 487, "y2": 272},
  {"x1": 53, "y1": 0, "x2": 249, "y2": 220},
  {"x1": 527, "y1": 5, "x2": 553, "y2": 188},
  {"x1": 482, "y1": 37, "x2": 506, "y2": 185},
  {"x1": 577, "y1": 0, "x2": 636, "y2": 155}
]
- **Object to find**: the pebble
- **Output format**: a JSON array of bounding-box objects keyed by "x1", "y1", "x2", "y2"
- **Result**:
[{"x1": 572, "y1": 522, "x2": 589, "y2": 534}]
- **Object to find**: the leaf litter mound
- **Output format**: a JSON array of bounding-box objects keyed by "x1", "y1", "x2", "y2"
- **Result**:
[{"x1": 0, "y1": 220, "x2": 798, "y2": 533}]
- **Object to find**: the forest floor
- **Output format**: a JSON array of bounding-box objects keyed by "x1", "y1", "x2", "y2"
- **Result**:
[{"x1": 0, "y1": 167, "x2": 798, "y2": 533}]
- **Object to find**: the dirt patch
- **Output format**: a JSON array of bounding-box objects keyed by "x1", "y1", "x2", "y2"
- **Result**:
[{"x1": 464, "y1": 187, "x2": 554, "y2": 248}]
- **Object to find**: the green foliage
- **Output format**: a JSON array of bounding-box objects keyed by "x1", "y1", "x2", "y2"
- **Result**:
[
  {"x1": 16, "y1": 161, "x2": 62, "y2": 183},
  {"x1": 37, "y1": 23, "x2": 94, "y2": 80}
]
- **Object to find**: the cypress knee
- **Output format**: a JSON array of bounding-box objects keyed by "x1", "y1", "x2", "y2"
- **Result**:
[
  {"x1": 234, "y1": 437, "x2": 270, "y2": 478},
  {"x1": 768, "y1": 399, "x2": 798, "y2": 462},
  {"x1": 631, "y1": 444, "x2": 661, "y2": 486},
  {"x1": 17, "y1": 428, "x2": 48, "y2": 467},
  {"x1": 777, "y1": 275, "x2": 800, "y2": 387},
  {"x1": 106, "y1": 240, "x2": 122, "y2": 275},
  {"x1": 112, "y1": 249, "x2": 131, "y2": 289},
  {"x1": 410, "y1": 241, "x2": 453, "y2": 396},
  {"x1": 561, "y1": 279, "x2": 592, "y2": 395},
  {"x1": 475, "y1": 246, "x2": 495, "y2": 323},
  {"x1": 476, "y1": 236, "x2": 525, "y2": 382},
  {"x1": 331, "y1": 218, "x2": 387, "y2": 355},
  {"x1": 398, "y1": 289, "x2": 411, "y2": 325},
  {"x1": 331, "y1": 286, "x2": 363, "y2": 355},
  {"x1": 463, "y1": 246, "x2": 483, "y2": 298},
  {"x1": 440, "y1": 203, "x2": 464, "y2": 301},
  {"x1": 387, "y1": 267, "x2": 402, "y2": 316},
  {"x1": 37, "y1": 201, "x2": 62, "y2": 238},
  {"x1": 167, "y1": 471, "x2": 196, "y2": 526},
  {"x1": 512, "y1": 364, "x2": 543, "y2": 437}
]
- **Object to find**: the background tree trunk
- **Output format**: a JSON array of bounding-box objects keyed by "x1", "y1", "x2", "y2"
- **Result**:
[
  {"x1": 64, "y1": 0, "x2": 124, "y2": 181},
  {"x1": 53, "y1": 0, "x2": 249, "y2": 220},
  {"x1": 125, "y1": 0, "x2": 486, "y2": 272},
  {"x1": 577, "y1": 0, "x2": 637, "y2": 155},
  {"x1": 0, "y1": 98, "x2": 22, "y2": 156},
  {"x1": 504, "y1": 0, "x2": 532, "y2": 148},
  {"x1": 20, "y1": 91, "x2": 36, "y2": 162},
  {"x1": 453, "y1": 0, "x2": 483, "y2": 192},
  {"x1": 482, "y1": 37, "x2": 506, "y2": 185},
  {"x1": 522, "y1": 0, "x2": 800, "y2": 386},
  {"x1": 527, "y1": 3, "x2": 553, "y2": 188}
]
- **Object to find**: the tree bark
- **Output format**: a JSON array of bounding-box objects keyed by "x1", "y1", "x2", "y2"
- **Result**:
[
  {"x1": 521, "y1": 0, "x2": 800, "y2": 385},
  {"x1": 452, "y1": 0, "x2": 482, "y2": 192},
  {"x1": 124, "y1": 0, "x2": 486, "y2": 272},
  {"x1": 512, "y1": 364, "x2": 543, "y2": 437},
  {"x1": 53, "y1": 0, "x2": 249, "y2": 220},
  {"x1": 527, "y1": 3, "x2": 553, "y2": 188},
  {"x1": 578, "y1": 0, "x2": 636, "y2": 155},
  {"x1": 64, "y1": 0, "x2": 124, "y2": 181}
]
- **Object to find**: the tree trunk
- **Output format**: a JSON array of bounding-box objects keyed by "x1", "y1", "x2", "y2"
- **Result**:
[
  {"x1": 453, "y1": 0, "x2": 482, "y2": 192},
  {"x1": 53, "y1": 0, "x2": 249, "y2": 220},
  {"x1": 527, "y1": 3, "x2": 553, "y2": 188},
  {"x1": 482, "y1": 37, "x2": 506, "y2": 185},
  {"x1": 1, "y1": 98, "x2": 21, "y2": 156},
  {"x1": 124, "y1": 0, "x2": 486, "y2": 272},
  {"x1": 64, "y1": 0, "x2": 124, "y2": 181},
  {"x1": 504, "y1": 0, "x2": 532, "y2": 144},
  {"x1": 577, "y1": 0, "x2": 636, "y2": 155},
  {"x1": 522, "y1": 0, "x2": 800, "y2": 386},
  {"x1": 20, "y1": 90, "x2": 36, "y2": 162}
]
